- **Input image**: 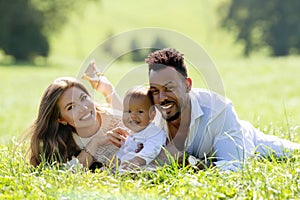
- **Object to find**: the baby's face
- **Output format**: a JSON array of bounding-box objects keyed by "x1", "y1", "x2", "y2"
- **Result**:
[{"x1": 122, "y1": 96, "x2": 153, "y2": 133}]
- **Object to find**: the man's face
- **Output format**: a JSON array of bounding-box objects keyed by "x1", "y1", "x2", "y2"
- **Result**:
[{"x1": 149, "y1": 66, "x2": 191, "y2": 122}]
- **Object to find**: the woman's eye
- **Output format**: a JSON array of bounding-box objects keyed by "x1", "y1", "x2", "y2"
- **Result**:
[
  {"x1": 67, "y1": 105, "x2": 74, "y2": 111},
  {"x1": 81, "y1": 95, "x2": 88, "y2": 101}
]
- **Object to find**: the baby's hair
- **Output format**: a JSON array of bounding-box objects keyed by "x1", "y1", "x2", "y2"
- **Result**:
[{"x1": 124, "y1": 86, "x2": 153, "y2": 105}]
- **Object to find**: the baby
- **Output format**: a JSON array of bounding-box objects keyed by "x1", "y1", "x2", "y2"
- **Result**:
[{"x1": 116, "y1": 86, "x2": 166, "y2": 170}]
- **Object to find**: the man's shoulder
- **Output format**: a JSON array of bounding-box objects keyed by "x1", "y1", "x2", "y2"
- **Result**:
[
  {"x1": 190, "y1": 88, "x2": 232, "y2": 111},
  {"x1": 191, "y1": 88, "x2": 230, "y2": 102}
]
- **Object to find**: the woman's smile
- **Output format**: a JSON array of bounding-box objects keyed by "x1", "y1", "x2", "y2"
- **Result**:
[{"x1": 80, "y1": 111, "x2": 93, "y2": 121}]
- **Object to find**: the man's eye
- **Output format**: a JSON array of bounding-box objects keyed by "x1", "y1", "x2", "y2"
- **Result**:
[
  {"x1": 150, "y1": 89, "x2": 159, "y2": 95},
  {"x1": 166, "y1": 86, "x2": 175, "y2": 91}
]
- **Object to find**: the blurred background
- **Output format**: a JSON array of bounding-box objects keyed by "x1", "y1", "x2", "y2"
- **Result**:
[{"x1": 1, "y1": 0, "x2": 300, "y2": 143}]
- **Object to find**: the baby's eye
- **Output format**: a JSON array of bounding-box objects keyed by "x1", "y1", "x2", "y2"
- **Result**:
[{"x1": 138, "y1": 110, "x2": 144, "y2": 114}]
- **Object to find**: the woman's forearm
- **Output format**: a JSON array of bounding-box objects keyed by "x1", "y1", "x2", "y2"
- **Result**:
[
  {"x1": 76, "y1": 135, "x2": 107, "y2": 168},
  {"x1": 77, "y1": 149, "x2": 95, "y2": 168}
]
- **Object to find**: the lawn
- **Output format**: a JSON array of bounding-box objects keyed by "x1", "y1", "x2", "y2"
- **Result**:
[
  {"x1": 1, "y1": 56, "x2": 299, "y2": 199},
  {"x1": 1, "y1": 0, "x2": 300, "y2": 199}
]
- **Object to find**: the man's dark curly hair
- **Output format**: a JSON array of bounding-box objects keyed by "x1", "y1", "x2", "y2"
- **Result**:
[{"x1": 145, "y1": 48, "x2": 188, "y2": 78}]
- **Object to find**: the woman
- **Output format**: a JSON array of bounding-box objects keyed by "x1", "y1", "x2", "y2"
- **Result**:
[{"x1": 29, "y1": 61, "x2": 127, "y2": 169}]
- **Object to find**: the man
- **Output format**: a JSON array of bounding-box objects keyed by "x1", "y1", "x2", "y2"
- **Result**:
[{"x1": 146, "y1": 48, "x2": 300, "y2": 170}]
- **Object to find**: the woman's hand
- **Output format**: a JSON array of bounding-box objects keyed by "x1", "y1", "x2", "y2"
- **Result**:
[
  {"x1": 121, "y1": 157, "x2": 146, "y2": 170},
  {"x1": 107, "y1": 127, "x2": 129, "y2": 147},
  {"x1": 91, "y1": 131, "x2": 111, "y2": 146}
]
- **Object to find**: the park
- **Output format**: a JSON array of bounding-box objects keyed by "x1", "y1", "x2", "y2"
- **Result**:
[{"x1": 0, "y1": 0, "x2": 300, "y2": 199}]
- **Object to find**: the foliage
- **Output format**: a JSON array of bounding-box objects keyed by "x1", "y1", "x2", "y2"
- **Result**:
[
  {"x1": 0, "y1": 0, "x2": 49, "y2": 61},
  {"x1": 31, "y1": 0, "x2": 97, "y2": 35},
  {"x1": 0, "y1": 0, "x2": 98, "y2": 62},
  {"x1": 220, "y1": 0, "x2": 300, "y2": 56},
  {"x1": 129, "y1": 37, "x2": 169, "y2": 62}
]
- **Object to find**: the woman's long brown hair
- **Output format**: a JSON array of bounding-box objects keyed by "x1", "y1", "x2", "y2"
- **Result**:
[{"x1": 29, "y1": 77, "x2": 91, "y2": 166}]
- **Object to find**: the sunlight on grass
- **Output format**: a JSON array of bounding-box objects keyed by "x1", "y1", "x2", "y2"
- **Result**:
[
  {"x1": 1, "y1": 0, "x2": 300, "y2": 198},
  {"x1": 0, "y1": 139, "x2": 299, "y2": 199}
]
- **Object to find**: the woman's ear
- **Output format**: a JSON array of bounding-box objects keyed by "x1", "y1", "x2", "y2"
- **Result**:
[
  {"x1": 58, "y1": 118, "x2": 67, "y2": 125},
  {"x1": 186, "y1": 77, "x2": 192, "y2": 92}
]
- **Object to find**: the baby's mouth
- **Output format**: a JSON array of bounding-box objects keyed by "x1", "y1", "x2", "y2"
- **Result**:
[{"x1": 130, "y1": 120, "x2": 140, "y2": 125}]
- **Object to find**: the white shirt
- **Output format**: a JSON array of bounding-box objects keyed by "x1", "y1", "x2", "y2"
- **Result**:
[
  {"x1": 117, "y1": 122, "x2": 166, "y2": 165},
  {"x1": 156, "y1": 88, "x2": 300, "y2": 171}
]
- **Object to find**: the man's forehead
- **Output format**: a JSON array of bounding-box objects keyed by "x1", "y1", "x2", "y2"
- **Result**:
[{"x1": 150, "y1": 80, "x2": 174, "y2": 87}]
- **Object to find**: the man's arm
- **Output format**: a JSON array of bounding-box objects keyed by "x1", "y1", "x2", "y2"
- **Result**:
[{"x1": 152, "y1": 142, "x2": 215, "y2": 170}]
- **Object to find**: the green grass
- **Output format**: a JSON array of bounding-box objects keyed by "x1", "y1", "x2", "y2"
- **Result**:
[
  {"x1": 1, "y1": 57, "x2": 300, "y2": 199},
  {"x1": 1, "y1": 0, "x2": 300, "y2": 199},
  {"x1": 1, "y1": 140, "x2": 300, "y2": 199}
]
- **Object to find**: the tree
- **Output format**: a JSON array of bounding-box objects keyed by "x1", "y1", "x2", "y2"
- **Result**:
[
  {"x1": 0, "y1": 0, "x2": 49, "y2": 61},
  {"x1": 220, "y1": 0, "x2": 300, "y2": 56},
  {"x1": 0, "y1": 0, "x2": 97, "y2": 62}
]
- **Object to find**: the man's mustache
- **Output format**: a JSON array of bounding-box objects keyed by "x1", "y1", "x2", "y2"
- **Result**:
[{"x1": 160, "y1": 100, "x2": 174, "y2": 106}]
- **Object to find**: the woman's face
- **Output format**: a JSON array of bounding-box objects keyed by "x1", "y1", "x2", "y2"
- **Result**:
[{"x1": 57, "y1": 86, "x2": 97, "y2": 130}]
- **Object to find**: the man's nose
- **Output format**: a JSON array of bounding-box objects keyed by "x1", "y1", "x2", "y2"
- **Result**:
[{"x1": 159, "y1": 90, "x2": 168, "y2": 102}]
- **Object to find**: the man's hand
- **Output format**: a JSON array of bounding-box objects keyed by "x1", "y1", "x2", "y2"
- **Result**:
[{"x1": 150, "y1": 142, "x2": 183, "y2": 166}]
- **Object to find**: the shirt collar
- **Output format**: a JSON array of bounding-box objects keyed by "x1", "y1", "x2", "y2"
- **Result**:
[{"x1": 190, "y1": 90, "x2": 204, "y2": 126}]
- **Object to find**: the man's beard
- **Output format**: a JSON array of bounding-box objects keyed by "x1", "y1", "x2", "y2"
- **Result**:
[{"x1": 165, "y1": 111, "x2": 181, "y2": 122}]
